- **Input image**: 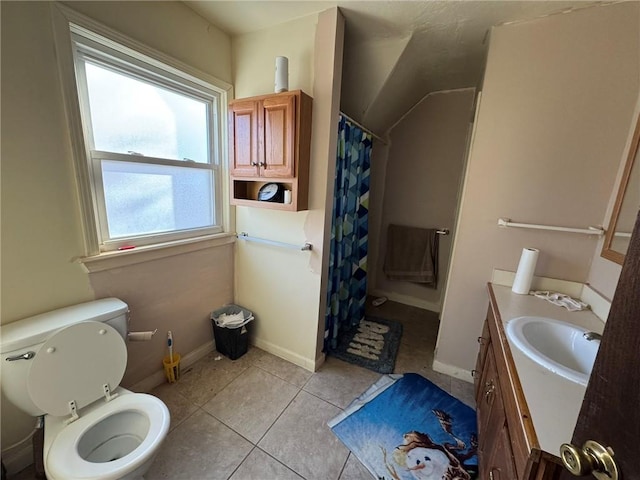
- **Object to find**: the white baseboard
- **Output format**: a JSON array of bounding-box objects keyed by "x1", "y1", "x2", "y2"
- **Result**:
[
  {"x1": 432, "y1": 359, "x2": 474, "y2": 384},
  {"x1": 370, "y1": 289, "x2": 441, "y2": 313},
  {"x1": 130, "y1": 341, "x2": 214, "y2": 393},
  {"x1": 3, "y1": 444, "x2": 32, "y2": 477},
  {"x1": 251, "y1": 337, "x2": 316, "y2": 372}
]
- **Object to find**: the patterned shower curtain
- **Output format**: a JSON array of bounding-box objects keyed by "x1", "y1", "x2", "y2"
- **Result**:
[{"x1": 325, "y1": 114, "x2": 373, "y2": 351}]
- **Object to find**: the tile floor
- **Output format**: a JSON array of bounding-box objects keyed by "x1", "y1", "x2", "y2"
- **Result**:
[{"x1": 12, "y1": 299, "x2": 475, "y2": 480}]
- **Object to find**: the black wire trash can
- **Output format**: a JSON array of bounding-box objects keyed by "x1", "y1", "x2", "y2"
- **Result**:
[{"x1": 210, "y1": 304, "x2": 254, "y2": 360}]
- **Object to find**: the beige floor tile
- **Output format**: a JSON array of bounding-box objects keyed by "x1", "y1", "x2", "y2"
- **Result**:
[
  {"x1": 259, "y1": 390, "x2": 349, "y2": 480},
  {"x1": 226, "y1": 345, "x2": 268, "y2": 367},
  {"x1": 339, "y1": 453, "x2": 375, "y2": 480},
  {"x1": 148, "y1": 382, "x2": 199, "y2": 432},
  {"x1": 202, "y1": 366, "x2": 299, "y2": 443},
  {"x1": 146, "y1": 409, "x2": 252, "y2": 480},
  {"x1": 229, "y1": 448, "x2": 304, "y2": 480},
  {"x1": 450, "y1": 376, "x2": 477, "y2": 409},
  {"x1": 303, "y1": 357, "x2": 380, "y2": 409},
  {"x1": 394, "y1": 342, "x2": 452, "y2": 392},
  {"x1": 172, "y1": 351, "x2": 249, "y2": 405},
  {"x1": 253, "y1": 352, "x2": 313, "y2": 388}
]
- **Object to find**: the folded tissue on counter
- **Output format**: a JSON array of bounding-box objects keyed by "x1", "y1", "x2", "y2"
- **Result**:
[
  {"x1": 215, "y1": 311, "x2": 246, "y2": 327},
  {"x1": 532, "y1": 291, "x2": 589, "y2": 312}
]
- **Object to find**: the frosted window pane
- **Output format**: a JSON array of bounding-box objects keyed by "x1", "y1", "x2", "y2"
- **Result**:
[
  {"x1": 102, "y1": 161, "x2": 214, "y2": 239},
  {"x1": 85, "y1": 62, "x2": 209, "y2": 163}
]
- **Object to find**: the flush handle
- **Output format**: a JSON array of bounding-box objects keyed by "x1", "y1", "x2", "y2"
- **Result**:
[
  {"x1": 5, "y1": 351, "x2": 35, "y2": 361},
  {"x1": 560, "y1": 440, "x2": 619, "y2": 480}
]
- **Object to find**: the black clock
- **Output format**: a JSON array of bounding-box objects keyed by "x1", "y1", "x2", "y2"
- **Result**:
[{"x1": 257, "y1": 183, "x2": 284, "y2": 202}]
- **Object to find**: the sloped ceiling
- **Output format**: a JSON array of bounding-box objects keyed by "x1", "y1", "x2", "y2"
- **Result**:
[{"x1": 186, "y1": 1, "x2": 602, "y2": 135}]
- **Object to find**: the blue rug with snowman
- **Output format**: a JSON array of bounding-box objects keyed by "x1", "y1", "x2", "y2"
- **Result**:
[{"x1": 329, "y1": 373, "x2": 478, "y2": 480}]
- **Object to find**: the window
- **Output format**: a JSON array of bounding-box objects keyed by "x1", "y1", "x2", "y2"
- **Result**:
[{"x1": 70, "y1": 25, "x2": 224, "y2": 252}]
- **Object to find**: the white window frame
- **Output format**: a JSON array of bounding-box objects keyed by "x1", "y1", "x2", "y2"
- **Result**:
[{"x1": 51, "y1": 4, "x2": 233, "y2": 265}]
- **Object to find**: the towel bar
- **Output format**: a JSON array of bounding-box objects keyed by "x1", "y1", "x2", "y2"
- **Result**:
[
  {"x1": 237, "y1": 232, "x2": 312, "y2": 251},
  {"x1": 497, "y1": 218, "x2": 605, "y2": 236},
  {"x1": 436, "y1": 229, "x2": 450, "y2": 235}
]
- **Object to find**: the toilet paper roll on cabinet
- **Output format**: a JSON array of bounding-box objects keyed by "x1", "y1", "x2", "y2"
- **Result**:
[
  {"x1": 275, "y1": 56, "x2": 289, "y2": 93},
  {"x1": 512, "y1": 248, "x2": 539, "y2": 294}
]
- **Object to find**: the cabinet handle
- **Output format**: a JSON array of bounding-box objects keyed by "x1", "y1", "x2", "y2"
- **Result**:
[
  {"x1": 489, "y1": 468, "x2": 498, "y2": 480},
  {"x1": 251, "y1": 162, "x2": 258, "y2": 166},
  {"x1": 471, "y1": 369, "x2": 478, "y2": 378},
  {"x1": 478, "y1": 336, "x2": 486, "y2": 344},
  {"x1": 259, "y1": 162, "x2": 266, "y2": 167}
]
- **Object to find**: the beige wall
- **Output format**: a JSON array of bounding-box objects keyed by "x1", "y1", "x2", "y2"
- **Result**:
[
  {"x1": 312, "y1": 8, "x2": 346, "y2": 359},
  {"x1": 89, "y1": 245, "x2": 234, "y2": 386},
  {"x1": 437, "y1": 2, "x2": 640, "y2": 375},
  {"x1": 1, "y1": 1, "x2": 95, "y2": 324},
  {"x1": 371, "y1": 89, "x2": 475, "y2": 311},
  {"x1": 232, "y1": 11, "x2": 343, "y2": 369},
  {"x1": 587, "y1": 96, "x2": 640, "y2": 300},
  {"x1": 0, "y1": 1, "x2": 233, "y2": 471}
]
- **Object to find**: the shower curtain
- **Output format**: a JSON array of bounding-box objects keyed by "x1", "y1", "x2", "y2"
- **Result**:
[{"x1": 324, "y1": 114, "x2": 373, "y2": 351}]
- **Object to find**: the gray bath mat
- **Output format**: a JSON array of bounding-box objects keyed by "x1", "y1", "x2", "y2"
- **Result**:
[{"x1": 329, "y1": 316, "x2": 402, "y2": 374}]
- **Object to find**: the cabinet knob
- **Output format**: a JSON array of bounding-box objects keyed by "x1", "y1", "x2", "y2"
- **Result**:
[
  {"x1": 560, "y1": 441, "x2": 619, "y2": 480},
  {"x1": 251, "y1": 162, "x2": 258, "y2": 166},
  {"x1": 259, "y1": 162, "x2": 266, "y2": 167}
]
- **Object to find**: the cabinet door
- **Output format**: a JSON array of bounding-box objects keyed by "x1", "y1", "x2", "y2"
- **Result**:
[
  {"x1": 477, "y1": 348, "x2": 499, "y2": 451},
  {"x1": 229, "y1": 100, "x2": 260, "y2": 176},
  {"x1": 474, "y1": 316, "x2": 491, "y2": 402},
  {"x1": 262, "y1": 93, "x2": 295, "y2": 177},
  {"x1": 484, "y1": 424, "x2": 518, "y2": 480}
]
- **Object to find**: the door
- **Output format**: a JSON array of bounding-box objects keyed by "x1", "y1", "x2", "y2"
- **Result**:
[
  {"x1": 262, "y1": 93, "x2": 295, "y2": 177},
  {"x1": 557, "y1": 211, "x2": 640, "y2": 479},
  {"x1": 229, "y1": 100, "x2": 259, "y2": 177}
]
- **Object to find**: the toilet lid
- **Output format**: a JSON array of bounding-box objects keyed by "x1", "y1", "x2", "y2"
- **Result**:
[{"x1": 27, "y1": 321, "x2": 127, "y2": 417}]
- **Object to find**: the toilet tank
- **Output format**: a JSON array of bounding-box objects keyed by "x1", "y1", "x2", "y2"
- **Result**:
[
  {"x1": 0, "y1": 298, "x2": 129, "y2": 353},
  {"x1": 0, "y1": 298, "x2": 129, "y2": 416}
]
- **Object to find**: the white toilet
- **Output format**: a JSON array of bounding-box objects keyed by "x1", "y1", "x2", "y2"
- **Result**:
[{"x1": 0, "y1": 298, "x2": 170, "y2": 480}]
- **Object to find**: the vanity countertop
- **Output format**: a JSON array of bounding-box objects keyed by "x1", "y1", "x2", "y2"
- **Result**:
[{"x1": 489, "y1": 284, "x2": 606, "y2": 457}]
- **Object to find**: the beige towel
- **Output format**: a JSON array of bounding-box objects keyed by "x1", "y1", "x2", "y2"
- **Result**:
[{"x1": 383, "y1": 224, "x2": 439, "y2": 288}]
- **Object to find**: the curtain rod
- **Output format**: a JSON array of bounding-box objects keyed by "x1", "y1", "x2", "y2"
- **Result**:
[{"x1": 340, "y1": 112, "x2": 388, "y2": 145}]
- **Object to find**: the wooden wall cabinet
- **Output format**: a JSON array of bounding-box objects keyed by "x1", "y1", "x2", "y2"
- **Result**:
[
  {"x1": 474, "y1": 286, "x2": 564, "y2": 480},
  {"x1": 228, "y1": 90, "x2": 312, "y2": 211}
]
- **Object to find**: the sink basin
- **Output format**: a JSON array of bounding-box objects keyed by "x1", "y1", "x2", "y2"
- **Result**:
[{"x1": 505, "y1": 316, "x2": 600, "y2": 385}]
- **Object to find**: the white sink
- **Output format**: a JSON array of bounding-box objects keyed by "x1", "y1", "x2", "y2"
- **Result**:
[{"x1": 505, "y1": 316, "x2": 600, "y2": 386}]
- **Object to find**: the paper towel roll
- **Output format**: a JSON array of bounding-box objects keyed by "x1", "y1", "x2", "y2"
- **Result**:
[
  {"x1": 284, "y1": 190, "x2": 292, "y2": 204},
  {"x1": 128, "y1": 330, "x2": 157, "y2": 341},
  {"x1": 512, "y1": 248, "x2": 539, "y2": 294},
  {"x1": 275, "y1": 56, "x2": 289, "y2": 93}
]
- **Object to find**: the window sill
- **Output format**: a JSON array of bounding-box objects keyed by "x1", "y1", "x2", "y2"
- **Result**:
[{"x1": 78, "y1": 233, "x2": 236, "y2": 273}]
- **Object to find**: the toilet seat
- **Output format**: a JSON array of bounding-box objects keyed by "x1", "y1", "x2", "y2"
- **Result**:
[
  {"x1": 45, "y1": 392, "x2": 170, "y2": 480},
  {"x1": 27, "y1": 321, "x2": 127, "y2": 417}
]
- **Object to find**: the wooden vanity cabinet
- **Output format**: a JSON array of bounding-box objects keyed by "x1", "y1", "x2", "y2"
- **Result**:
[
  {"x1": 476, "y1": 324, "x2": 518, "y2": 480},
  {"x1": 228, "y1": 90, "x2": 312, "y2": 211},
  {"x1": 475, "y1": 285, "x2": 564, "y2": 480}
]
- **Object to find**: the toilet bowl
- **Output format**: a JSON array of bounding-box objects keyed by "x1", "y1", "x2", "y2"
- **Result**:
[
  {"x1": 0, "y1": 299, "x2": 171, "y2": 480},
  {"x1": 44, "y1": 388, "x2": 169, "y2": 480}
]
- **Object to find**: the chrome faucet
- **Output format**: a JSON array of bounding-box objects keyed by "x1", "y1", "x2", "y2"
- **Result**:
[{"x1": 583, "y1": 331, "x2": 602, "y2": 342}]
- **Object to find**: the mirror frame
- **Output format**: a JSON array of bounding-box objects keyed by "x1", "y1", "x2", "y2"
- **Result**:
[{"x1": 601, "y1": 112, "x2": 640, "y2": 265}]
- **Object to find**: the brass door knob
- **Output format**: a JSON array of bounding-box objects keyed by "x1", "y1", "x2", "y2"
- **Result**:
[{"x1": 560, "y1": 441, "x2": 619, "y2": 480}]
